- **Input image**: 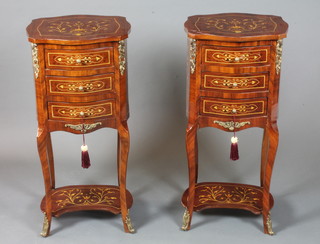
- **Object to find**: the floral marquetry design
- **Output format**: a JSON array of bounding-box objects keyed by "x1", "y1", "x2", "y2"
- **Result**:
[
  {"x1": 47, "y1": 21, "x2": 111, "y2": 36},
  {"x1": 198, "y1": 185, "x2": 260, "y2": 206},
  {"x1": 185, "y1": 13, "x2": 288, "y2": 42},
  {"x1": 202, "y1": 99, "x2": 266, "y2": 117},
  {"x1": 54, "y1": 53, "x2": 104, "y2": 65},
  {"x1": 38, "y1": 17, "x2": 120, "y2": 37},
  {"x1": 57, "y1": 81, "x2": 101, "y2": 91},
  {"x1": 49, "y1": 102, "x2": 113, "y2": 119},
  {"x1": 47, "y1": 49, "x2": 112, "y2": 68},
  {"x1": 199, "y1": 17, "x2": 276, "y2": 34},
  {"x1": 216, "y1": 104, "x2": 258, "y2": 114},
  {"x1": 204, "y1": 48, "x2": 268, "y2": 64},
  {"x1": 181, "y1": 183, "x2": 274, "y2": 214},
  {"x1": 212, "y1": 52, "x2": 260, "y2": 63},
  {"x1": 48, "y1": 76, "x2": 113, "y2": 95},
  {"x1": 203, "y1": 74, "x2": 266, "y2": 91},
  {"x1": 53, "y1": 188, "x2": 117, "y2": 209},
  {"x1": 40, "y1": 185, "x2": 134, "y2": 217},
  {"x1": 190, "y1": 14, "x2": 283, "y2": 37},
  {"x1": 56, "y1": 80, "x2": 108, "y2": 93}
]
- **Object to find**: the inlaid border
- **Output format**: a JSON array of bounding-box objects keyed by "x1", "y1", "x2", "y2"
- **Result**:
[
  {"x1": 50, "y1": 102, "x2": 113, "y2": 119},
  {"x1": 48, "y1": 76, "x2": 113, "y2": 94},
  {"x1": 47, "y1": 50, "x2": 111, "y2": 68},
  {"x1": 204, "y1": 48, "x2": 268, "y2": 65},
  {"x1": 202, "y1": 100, "x2": 265, "y2": 116},
  {"x1": 203, "y1": 74, "x2": 266, "y2": 91}
]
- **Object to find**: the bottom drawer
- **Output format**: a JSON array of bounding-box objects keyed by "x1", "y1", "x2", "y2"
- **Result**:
[
  {"x1": 48, "y1": 100, "x2": 114, "y2": 120},
  {"x1": 200, "y1": 97, "x2": 267, "y2": 117}
]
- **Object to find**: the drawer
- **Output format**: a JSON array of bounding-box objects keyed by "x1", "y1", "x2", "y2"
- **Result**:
[
  {"x1": 46, "y1": 48, "x2": 113, "y2": 69},
  {"x1": 200, "y1": 98, "x2": 267, "y2": 117},
  {"x1": 48, "y1": 100, "x2": 114, "y2": 120},
  {"x1": 201, "y1": 73, "x2": 268, "y2": 92},
  {"x1": 203, "y1": 46, "x2": 269, "y2": 65},
  {"x1": 47, "y1": 74, "x2": 114, "y2": 96}
]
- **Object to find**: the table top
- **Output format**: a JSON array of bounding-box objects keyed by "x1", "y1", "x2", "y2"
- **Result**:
[
  {"x1": 184, "y1": 13, "x2": 288, "y2": 41},
  {"x1": 27, "y1": 15, "x2": 131, "y2": 44}
]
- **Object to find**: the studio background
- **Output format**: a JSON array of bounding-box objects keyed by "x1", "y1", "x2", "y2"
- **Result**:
[{"x1": 0, "y1": 0, "x2": 319, "y2": 243}]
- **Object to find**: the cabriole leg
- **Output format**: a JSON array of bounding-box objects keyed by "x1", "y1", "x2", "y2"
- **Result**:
[
  {"x1": 37, "y1": 128, "x2": 53, "y2": 237},
  {"x1": 262, "y1": 123, "x2": 279, "y2": 235},
  {"x1": 182, "y1": 123, "x2": 198, "y2": 231},
  {"x1": 118, "y1": 121, "x2": 135, "y2": 233}
]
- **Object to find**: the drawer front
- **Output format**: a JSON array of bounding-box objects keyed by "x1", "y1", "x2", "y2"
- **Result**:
[
  {"x1": 202, "y1": 73, "x2": 268, "y2": 92},
  {"x1": 46, "y1": 48, "x2": 113, "y2": 69},
  {"x1": 48, "y1": 101, "x2": 114, "y2": 120},
  {"x1": 201, "y1": 98, "x2": 267, "y2": 117},
  {"x1": 47, "y1": 74, "x2": 113, "y2": 95},
  {"x1": 203, "y1": 46, "x2": 269, "y2": 65}
]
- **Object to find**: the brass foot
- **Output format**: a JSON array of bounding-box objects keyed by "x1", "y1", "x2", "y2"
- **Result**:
[
  {"x1": 125, "y1": 211, "x2": 135, "y2": 233},
  {"x1": 266, "y1": 214, "x2": 275, "y2": 236},
  {"x1": 181, "y1": 209, "x2": 190, "y2": 231},
  {"x1": 40, "y1": 212, "x2": 50, "y2": 237}
]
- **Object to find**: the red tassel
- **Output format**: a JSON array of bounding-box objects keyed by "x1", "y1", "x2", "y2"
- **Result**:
[
  {"x1": 230, "y1": 136, "x2": 239, "y2": 161},
  {"x1": 81, "y1": 144, "x2": 91, "y2": 168}
]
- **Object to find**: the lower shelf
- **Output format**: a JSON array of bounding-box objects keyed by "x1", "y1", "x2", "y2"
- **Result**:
[
  {"x1": 41, "y1": 185, "x2": 133, "y2": 217},
  {"x1": 181, "y1": 182, "x2": 273, "y2": 215}
]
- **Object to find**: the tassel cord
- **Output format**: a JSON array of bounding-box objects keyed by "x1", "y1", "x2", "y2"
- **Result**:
[
  {"x1": 81, "y1": 120, "x2": 91, "y2": 169},
  {"x1": 230, "y1": 115, "x2": 239, "y2": 161}
]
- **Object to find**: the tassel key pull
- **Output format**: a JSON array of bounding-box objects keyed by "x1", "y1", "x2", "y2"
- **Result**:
[
  {"x1": 81, "y1": 144, "x2": 91, "y2": 169},
  {"x1": 230, "y1": 136, "x2": 239, "y2": 161}
]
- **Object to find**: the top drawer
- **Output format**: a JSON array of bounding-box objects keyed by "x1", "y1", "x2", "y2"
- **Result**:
[
  {"x1": 203, "y1": 46, "x2": 270, "y2": 65},
  {"x1": 45, "y1": 48, "x2": 113, "y2": 70}
]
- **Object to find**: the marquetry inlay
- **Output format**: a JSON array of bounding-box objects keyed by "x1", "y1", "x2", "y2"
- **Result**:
[
  {"x1": 50, "y1": 102, "x2": 113, "y2": 119},
  {"x1": 37, "y1": 17, "x2": 121, "y2": 37},
  {"x1": 203, "y1": 74, "x2": 266, "y2": 90},
  {"x1": 49, "y1": 76, "x2": 112, "y2": 94},
  {"x1": 195, "y1": 15, "x2": 278, "y2": 34},
  {"x1": 205, "y1": 48, "x2": 268, "y2": 64},
  {"x1": 27, "y1": 15, "x2": 133, "y2": 236},
  {"x1": 202, "y1": 100, "x2": 265, "y2": 116},
  {"x1": 53, "y1": 187, "x2": 118, "y2": 210}
]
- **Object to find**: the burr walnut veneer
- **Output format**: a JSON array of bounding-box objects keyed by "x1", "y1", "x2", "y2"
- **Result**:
[
  {"x1": 27, "y1": 15, "x2": 134, "y2": 236},
  {"x1": 181, "y1": 13, "x2": 288, "y2": 235}
]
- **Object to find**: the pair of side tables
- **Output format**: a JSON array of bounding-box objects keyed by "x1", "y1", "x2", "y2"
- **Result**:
[{"x1": 26, "y1": 13, "x2": 288, "y2": 237}]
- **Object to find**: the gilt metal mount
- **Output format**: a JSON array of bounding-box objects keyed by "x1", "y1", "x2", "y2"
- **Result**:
[
  {"x1": 181, "y1": 209, "x2": 191, "y2": 231},
  {"x1": 31, "y1": 43, "x2": 39, "y2": 79},
  {"x1": 65, "y1": 122, "x2": 102, "y2": 133},
  {"x1": 118, "y1": 40, "x2": 126, "y2": 75},
  {"x1": 276, "y1": 39, "x2": 283, "y2": 75},
  {"x1": 213, "y1": 120, "x2": 251, "y2": 131},
  {"x1": 189, "y1": 38, "x2": 196, "y2": 74}
]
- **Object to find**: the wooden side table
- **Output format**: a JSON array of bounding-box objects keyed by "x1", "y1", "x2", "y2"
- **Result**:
[
  {"x1": 26, "y1": 15, "x2": 134, "y2": 236},
  {"x1": 181, "y1": 13, "x2": 288, "y2": 234}
]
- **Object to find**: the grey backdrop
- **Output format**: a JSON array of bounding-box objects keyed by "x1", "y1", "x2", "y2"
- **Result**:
[{"x1": 1, "y1": 0, "x2": 319, "y2": 243}]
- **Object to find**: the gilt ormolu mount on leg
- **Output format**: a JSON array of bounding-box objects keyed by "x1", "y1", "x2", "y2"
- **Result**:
[
  {"x1": 182, "y1": 13, "x2": 288, "y2": 234},
  {"x1": 27, "y1": 15, "x2": 134, "y2": 236}
]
